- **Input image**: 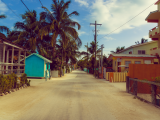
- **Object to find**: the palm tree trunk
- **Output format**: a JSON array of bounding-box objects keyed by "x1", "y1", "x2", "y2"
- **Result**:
[
  {"x1": 52, "y1": 34, "x2": 58, "y2": 58},
  {"x1": 60, "y1": 48, "x2": 63, "y2": 77}
]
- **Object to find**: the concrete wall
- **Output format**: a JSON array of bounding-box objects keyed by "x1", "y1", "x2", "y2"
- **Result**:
[{"x1": 133, "y1": 42, "x2": 158, "y2": 55}]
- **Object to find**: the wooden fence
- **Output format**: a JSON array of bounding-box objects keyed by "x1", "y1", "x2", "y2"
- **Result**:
[
  {"x1": 106, "y1": 72, "x2": 128, "y2": 82},
  {"x1": 128, "y1": 64, "x2": 160, "y2": 94},
  {"x1": 126, "y1": 76, "x2": 160, "y2": 106}
]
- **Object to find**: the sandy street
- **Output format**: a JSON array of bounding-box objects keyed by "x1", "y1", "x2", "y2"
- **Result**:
[{"x1": 0, "y1": 70, "x2": 160, "y2": 120}]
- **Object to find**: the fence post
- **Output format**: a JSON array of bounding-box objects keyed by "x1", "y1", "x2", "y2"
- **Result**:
[
  {"x1": 126, "y1": 76, "x2": 129, "y2": 93},
  {"x1": 133, "y1": 78, "x2": 138, "y2": 97},
  {"x1": 151, "y1": 84, "x2": 157, "y2": 105}
]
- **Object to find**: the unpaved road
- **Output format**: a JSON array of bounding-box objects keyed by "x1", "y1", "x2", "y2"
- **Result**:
[{"x1": 0, "y1": 70, "x2": 160, "y2": 120}]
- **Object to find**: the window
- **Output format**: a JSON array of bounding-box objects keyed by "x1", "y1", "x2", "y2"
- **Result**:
[
  {"x1": 129, "y1": 51, "x2": 132, "y2": 54},
  {"x1": 138, "y1": 50, "x2": 145, "y2": 54},
  {"x1": 135, "y1": 61, "x2": 141, "y2": 64},
  {"x1": 125, "y1": 61, "x2": 131, "y2": 68},
  {"x1": 144, "y1": 60, "x2": 151, "y2": 64}
]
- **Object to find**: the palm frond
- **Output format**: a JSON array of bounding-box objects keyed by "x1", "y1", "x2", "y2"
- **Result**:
[
  {"x1": 0, "y1": 26, "x2": 10, "y2": 33},
  {"x1": 0, "y1": 15, "x2": 6, "y2": 19}
]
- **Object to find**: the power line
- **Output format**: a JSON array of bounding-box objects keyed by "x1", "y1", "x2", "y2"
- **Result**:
[
  {"x1": 20, "y1": 0, "x2": 30, "y2": 12},
  {"x1": 1, "y1": 0, "x2": 22, "y2": 19},
  {"x1": 98, "y1": 2, "x2": 155, "y2": 41},
  {"x1": 39, "y1": 0, "x2": 44, "y2": 7}
]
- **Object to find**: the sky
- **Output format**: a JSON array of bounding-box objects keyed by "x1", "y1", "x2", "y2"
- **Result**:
[{"x1": 0, "y1": 0, "x2": 158, "y2": 58}]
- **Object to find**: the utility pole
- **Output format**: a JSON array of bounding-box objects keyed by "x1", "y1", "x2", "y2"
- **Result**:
[
  {"x1": 101, "y1": 44, "x2": 104, "y2": 68},
  {"x1": 87, "y1": 42, "x2": 88, "y2": 74},
  {"x1": 90, "y1": 21, "x2": 102, "y2": 77},
  {"x1": 100, "y1": 44, "x2": 104, "y2": 75}
]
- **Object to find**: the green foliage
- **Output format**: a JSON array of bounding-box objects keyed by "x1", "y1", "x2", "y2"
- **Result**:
[
  {"x1": 68, "y1": 68, "x2": 70, "y2": 73},
  {"x1": 0, "y1": 73, "x2": 30, "y2": 94},
  {"x1": 94, "y1": 70, "x2": 99, "y2": 78},
  {"x1": 27, "y1": 80, "x2": 31, "y2": 86},
  {"x1": 21, "y1": 73, "x2": 28, "y2": 85},
  {"x1": 50, "y1": 57, "x2": 60, "y2": 70},
  {"x1": 103, "y1": 55, "x2": 112, "y2": 67}
]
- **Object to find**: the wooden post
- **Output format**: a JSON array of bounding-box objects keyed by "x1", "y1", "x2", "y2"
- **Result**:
[
  {"x1": 6, "y1": 50, "x2": 9, "y2": 74},
  {"x1": 2, "y1": 44, "x2": 6, "y2": 75},
  {"x1": 133, "y1": 78, "x2": 138, "y2": 97},
  {"x1": 151, "y1": 84, "x2": 157, "y2": 105},
  {"x1": 133, "y1": 79, "x2": 138, "y2": 97},
  {"x1": 126, "y1": 76, "x2": 129, "y2": 93},
  {"x1": 18, "y1": 49, "x2": 21, "y2": 74},
  {"x1": 11, "y1": 47, "x2": 14, "y2": 73},
  {"x1": 24, "y1": 50, "x2": 26, "y2": 74}
]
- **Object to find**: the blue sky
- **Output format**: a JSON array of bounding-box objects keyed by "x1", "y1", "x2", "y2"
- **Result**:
[{"x1": 0, "y1": 0, "x2": 158, "y2": 57}]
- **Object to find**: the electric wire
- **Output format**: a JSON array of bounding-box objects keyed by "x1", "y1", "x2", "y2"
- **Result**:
[
  {"x1": 1, "y1": 0, "x2": 22, "y2": 20},
  {"x1": 20, "y1": 0, "x2": 30, "y2": 12},
  {"x1": 39, "y1": 0, "x2": 44, "y2": 7},
  {"x1": 98, "y1": 2, "x2": 155, "y2": 40}
]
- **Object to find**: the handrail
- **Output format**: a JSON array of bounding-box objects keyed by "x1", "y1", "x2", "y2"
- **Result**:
[
  {"x1": 149, "y1": 26, "x2": 158, "y2": 32},
  {"x1": 129, "y1": 78, "x2": 160, "y2": 87}
]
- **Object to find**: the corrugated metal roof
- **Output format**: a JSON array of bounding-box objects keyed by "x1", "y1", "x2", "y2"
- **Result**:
[
  {"x1": 26, "y1": 53, "x2": 52, "y2": 63},
  {"x1": 111, "y1": 53, "x2": 156, "y2": 57},
  {"x1": 117, "y1": 41, "x2": 157, "y2": 54}
]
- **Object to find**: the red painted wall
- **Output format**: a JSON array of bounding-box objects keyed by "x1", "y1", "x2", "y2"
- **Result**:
[{"x1": 128, "y1": 64, "x2": 160, "y2": 94}]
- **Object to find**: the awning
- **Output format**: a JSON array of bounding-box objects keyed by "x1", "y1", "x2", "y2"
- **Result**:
[
  {"x1": 118, "y1": 65, "x2": 128, "y2": 67},
  {"x1": 145, "y1": 10, "x2": 160, "y2": 22}
]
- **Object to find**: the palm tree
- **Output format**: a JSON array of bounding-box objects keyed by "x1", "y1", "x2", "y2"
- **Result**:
[
  {"x1": 0, "y1": 14, "x2": 10, "y2": 34},
  {"x1": 39, "y1": 0, "x2": 82, "y2": 58},
  {"x1": 11, "y1": 10, "x2": 42, "y2": 53},
  {"x1": 80, "y1": 41, "x2": 101, "y2": 74},
  {"x1": 114, "y1": 46, "x2": 125, "y2": 53}
]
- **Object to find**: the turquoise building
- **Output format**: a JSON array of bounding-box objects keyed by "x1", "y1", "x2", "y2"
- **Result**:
[{"x1": 25, "y1": 53, "x2": 52, "y2": 78}]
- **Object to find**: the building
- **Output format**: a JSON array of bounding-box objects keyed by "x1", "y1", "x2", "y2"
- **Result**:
[
  {"x1": 108, "y1": 40, "x2": 159, "y2": 72},
  {"x1": 145, "y1": 0, "x2": 160, "y2": 59},
  {"x1": 108, "y1": 54, "x2": 157, "y2": 72},
  {"x1": 116, "y1": 41, "x2": 158, "y2": 55},
  {"x1": 0, "y1": 37, "x2": 27, "y2": 76},
  {"x1": 25, "y1": 53, "x2": 52, "y2": 78}
]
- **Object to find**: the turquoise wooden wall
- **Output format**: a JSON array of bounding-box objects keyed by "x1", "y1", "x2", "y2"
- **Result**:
[{"x1": 25, "y1": 55, "x2": 44, "y2": 77}]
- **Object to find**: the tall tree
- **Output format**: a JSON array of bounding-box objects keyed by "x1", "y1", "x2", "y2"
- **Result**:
[
  {"x1": 80, "y1": 41, "x2": 101, "y2": 73},
  {"x1": 39, "y1": 0, "x2": 82, "y2": 58},
  {"x1": 10, "y1": 10, "x2": 42, "y2": 53}
]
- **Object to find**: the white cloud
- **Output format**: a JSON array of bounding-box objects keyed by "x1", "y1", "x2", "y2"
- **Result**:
[
  {"x1": 0, "y1": 0, "x2": 8, "y2": 14},
  {"x1": 87, "y1": 0, "x2": 157, "y2": 35},
  {"x1": 10, "y1": 26, "x2": 15, "y2": 31},
  {"x1": 104, "y1": 36, "x2": 115, "y2": 41},
  {"x1": 143, "y1": 35, "x2": 151, "y2": 41},
  {"x1": 72, "y1": 18, "x2": 80, "y2": 23},
  {"x1": 78, "y1": 30, "x2": 86, "y2": 36},
  {"x1": 75, "y1": 0, "x2": 89, "y2": 7},
  {"x1": 37, "y1": 7, "x2": 42, "y2": 9}
]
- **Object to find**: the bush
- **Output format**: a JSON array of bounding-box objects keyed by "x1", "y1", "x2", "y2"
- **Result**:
[
  {"x1": 0, "y1": 73, "x2": 30, "y2": 94},
  {"x1": 21, "y1": 73, "x2": 28, "y2": 85},
  {"x1": 68, "y1": 68, "x2": 70, "y2": 73}
]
